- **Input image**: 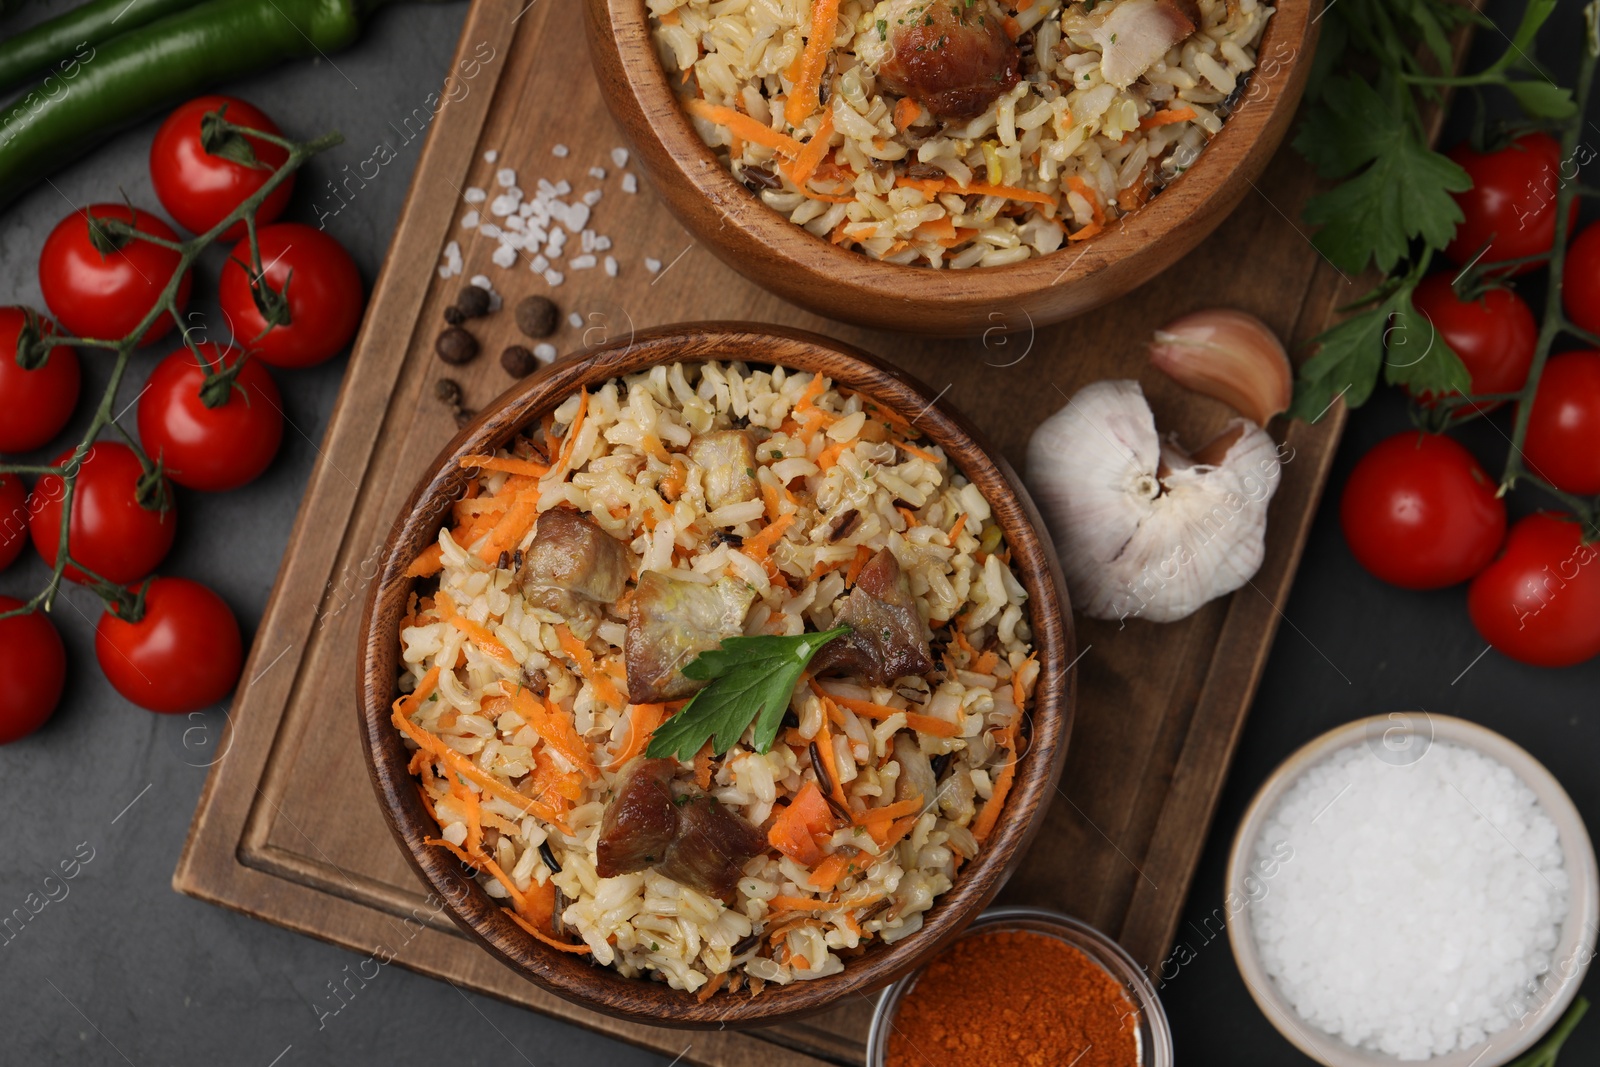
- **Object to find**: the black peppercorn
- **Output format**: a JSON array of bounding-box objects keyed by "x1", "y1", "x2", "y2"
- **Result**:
[
  {"x1": 433, "y1": 378, "x2": 463, "y2": 407},
  {"x1": 443, "y1": 305, "x2": 466, "y2": 326},
  {"x1": 455, "y1": 285, "x2": 491, "y2": 319},
  {"x1": 501, "y1": 344, "x2": 538, "y2": 377},
  {"x1": 514, "y1": 295, "x2": 558, "y2": 339},
  {"x1": 435, "y1": 327, "x2": 479, "y2": 365}
]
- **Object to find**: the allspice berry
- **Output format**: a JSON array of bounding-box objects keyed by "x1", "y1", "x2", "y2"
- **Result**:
[
  {"x1": 443, "y1": 305, "x2": 466, "y2": 326},
  {"x1": 433, "y1": 378, "x2": 463, "y2": 407},
  {"x1": 501, "y1": 345, "x2": 538, "y2": 378},
  {"x1": 435, "y1": 327, "x2": 479, "y2": 365},
  {"x1": 455, "y1": 285, "x2": 492, "y2": 319},
  {"x1": 515, "y1": 295, "x2": 558, "y2": 339}
]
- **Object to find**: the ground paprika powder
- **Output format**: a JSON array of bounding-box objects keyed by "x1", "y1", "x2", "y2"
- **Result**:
[{"x1": 884, "y1": 928, "x2": 1140, "y2": 1067}]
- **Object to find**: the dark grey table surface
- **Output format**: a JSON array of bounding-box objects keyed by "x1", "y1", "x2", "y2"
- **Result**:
[{"x1": 2, "y1": 1, "x2": 1597, "y2": 1063}]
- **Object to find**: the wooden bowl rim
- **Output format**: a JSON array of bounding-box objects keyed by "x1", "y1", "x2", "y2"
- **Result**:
[
  {"x1": 357, "y1": 322, "x2": 1077, "y2": 1027},
  {"x1": 586, "y1": 0, "x2": 1316, "y2": 304}
]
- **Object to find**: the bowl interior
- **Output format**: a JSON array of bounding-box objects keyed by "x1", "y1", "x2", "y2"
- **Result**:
[
  {"x1": 357, "y1": 322, "x2": 1077, "y2": 1027},
  {"x1": 1225, "y1": 713, "x2": 1600, "y2": 1067},
  {"x1": 583, "y1": 0, "x2": 1319, "y2": 333}
]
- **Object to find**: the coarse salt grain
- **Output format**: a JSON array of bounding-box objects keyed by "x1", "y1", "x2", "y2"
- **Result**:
[
  {"x1": 622, "y1": 172, "x2": 638, "y2": 194},
  {"x1": 534, "y1": 342, "x2": 557, "y2": 362},
  {"x1": 544, "y1": 269, "x2": 564, "y2": 286},
  {"x1": 469, "y1": 274, "x2": 492, "y2": 291},
  {"x1": 593, "y1": 235, "x2": 612, "y2": 252},
  {"x1": 644, "y1": 257, "x2": 661, "y2": 273},
  {"x1": 460, "y1": 211, "x2": 479, "y2": 229},
  {"x1": 588, "y1": 166, "x2": 607, "y2": 180},
  {"x1": 582, "y1": 189, "x2": 603, "y2": 207},
  {"x1": 531, "y1": 254, "x2": 549, "y2": 272},
  {"x1": 491, "y1": 244, "x2": 517, "y2": 268},
  {"x1": 463, "y1": 187, "x2": 487, "y2": 204},
  {"x1": 551, "y1": 144, "x2": 569, "y2": 157},
  {"x1": 496, "y1": 167, "x2": 516, "y2": 187},
  {"x1": 1250, "y1": 741, "x2": 1568, "y2": 1061},
  {"x1": 604, "y1": 255, "x2": 618, "y2": 277},
  {"x1": 567, "y1": 312, "x2": 584, "y2": 329},
  {"x1": 569, "y1": 255, "x2": 597, "y2": 271},
  {"x1": 484, "y1": 149, "x2": 498, "y2": 163}
]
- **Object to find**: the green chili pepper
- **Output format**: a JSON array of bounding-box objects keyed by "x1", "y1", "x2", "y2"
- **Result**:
[
  {"x1": 0, "y1": 0, "x2": 380, "y2": 211},
  {"x1": 0, "y1": 0, "x2": 205, "y2": 96}
]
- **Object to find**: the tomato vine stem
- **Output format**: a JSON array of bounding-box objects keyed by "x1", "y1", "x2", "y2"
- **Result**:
[{"x1": 0, "y1": 114, "x2": 342, "y2": 623}]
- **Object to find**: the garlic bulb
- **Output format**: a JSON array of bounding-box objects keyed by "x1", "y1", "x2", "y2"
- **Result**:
[
  {"x1": 1149, "y1": 309, "x2": 1292, "y2": 426},
  {"x1": 1026, "y1": 380, "x2": 1283, "y2": 624}
]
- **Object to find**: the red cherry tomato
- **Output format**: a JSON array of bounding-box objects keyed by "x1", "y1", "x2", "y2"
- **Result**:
[
  {"x1": 150, "y1": 95, "x2": 293, "y2": 241},
  {"x1": 1469, "y1": 513, "x2": 1600, "y2": 668},
  {"x1": 1523, "y1": 351, "x2": 1600, "y2": 495},
  {"x1": 39, "y1": 204, "x2": 193, "y2": 346},
  {"x1": 1407, "y1": 273, "x2": 1536, "y2": 413},
  {"x1": 95, "y1": 577, "x2": 242, "y2": 713},
  {"x1": 27, "y1": 441, "x2": 176, "y2": 584},
  {"x1": 0, "y1": 474, "x2": 28, "y2": 571},
  {"x1": 0, "y1": 307, "x2": 80, "y2": 452},
  {"x1": 137, "y1": 344, "x2": 284, "y2": 492},
  {"x1": 1340, "y1": 431, "x2": 1506, "y2": 590},
  {"x1": 0, "y1": 596, "x2": 68, "y2": 743},
  {"x1": 218, "y1": 223, "x2": 362, "y2": 368},
  {"x1": 1446, "y1": 133, "x2": 1578, "y2": 272},
  {"x1": 1563, "y1": 221, "x2": 1600, "y2": 338}
]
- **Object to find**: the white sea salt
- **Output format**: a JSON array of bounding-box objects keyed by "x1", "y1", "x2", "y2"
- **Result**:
[
  {"x1": 463, "y1": 187, "x2": 487, "y2": 204},
  {"x1": 552, "y1": 144, "x2": 569, "y2": 157},
  {"x1": 534, "y1": 342, "x2": 557, "y2": 362},
  {"x1": 611, "y1": 147, "x2": 629, "y2": 168},
  {"x1": 622, "y1": 172, "x2": 638, "y2": 194},
  {"x1": 491, "y1": 244, "x2": 517, "y2": 268},
  {"x1": 567, "y1": 312, "x2": 584, "y2": 329},
  {"x1": 582, "y1": 189, "x2": 603, "y2": 207},
  {"x1": 483, "y1": 149, "x2": 498, "y2": 163},
  {"x1": 460, "y1": 211, "x2": 479, "y2": 229},
  {"x1": 604, "y1": 255, "x2": 618, "y2": 277},
  {"x1": 644, "y1": 257, "x2": 661, "y2": 273},
  {"x1": 543, "y1": 269, "x2": 564, "y2": 287},
  {"x1": 495, "y1": 167, "x2": 516, "y2": 188},
  {"x1": 1250, "y1": 741, "x2": 1568, "y2": 1061}
]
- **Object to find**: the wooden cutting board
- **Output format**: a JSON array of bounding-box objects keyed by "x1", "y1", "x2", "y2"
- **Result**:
[{"x1": 172, "y1": 0, "x2": 1415, "y2": 1062}]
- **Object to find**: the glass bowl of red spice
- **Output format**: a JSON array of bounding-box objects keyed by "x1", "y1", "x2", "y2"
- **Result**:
[{"x1": 865, "y1": 906, "x2": 1173, "y2": 1067}]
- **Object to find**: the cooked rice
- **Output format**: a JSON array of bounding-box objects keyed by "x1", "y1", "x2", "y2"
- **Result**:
[
  {"x1": 393, "y1": 361, "x2": 1038, "y2": 993},
  {"x1": 652, "y1": 0, "x2": 1274, "y2": 266}
]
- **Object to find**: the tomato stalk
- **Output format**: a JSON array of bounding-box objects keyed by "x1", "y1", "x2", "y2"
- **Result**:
[{"x1": 0, "y1": 111, "x2": 341, "y2": 623}]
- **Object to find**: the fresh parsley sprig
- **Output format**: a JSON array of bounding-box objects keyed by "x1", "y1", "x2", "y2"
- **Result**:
[
  {"x1": 644, "y1": 626, "x2": 850, "y2": 762},
  {"x1": 1289, "y1": 0, "x2": 1574, "y2": 422}
]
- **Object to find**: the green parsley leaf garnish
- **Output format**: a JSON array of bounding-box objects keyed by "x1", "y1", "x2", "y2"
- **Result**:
[
  {"x1": 644, "y1": 627, "x2": 850, "y2": 761},
  {"x1": 877, "y1": 17, "x2": 887, "y2": 39}
]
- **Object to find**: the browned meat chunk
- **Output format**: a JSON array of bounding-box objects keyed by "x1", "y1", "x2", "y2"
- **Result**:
[
  {"x1": 687, "y1": 431, "x2": 759, "y2": 512},
  {"x1": 595, "y1": 758, "x2": 678, "y2": 877},
  {"x1": 873, "y1": 0, "x2": 1021, "y2": 121},
  {"x1": 626, "y1": 572, "x2": 756, "y2": 703},
  {"x1": 656, "y1": 796, "x2": 768, "y2": 901},
  {"x1": 516, "y1": 508, "x2": 631, "y2": 616},
  {"x1": 1090, "y1": 0, "x2": 1200, "y2": 89},
  {"x1": 595, "y1": 759, "x2": 767, "y2": 899},
  {"x1": 811, "y1": 549, "x2": 934, "y2": 685}
]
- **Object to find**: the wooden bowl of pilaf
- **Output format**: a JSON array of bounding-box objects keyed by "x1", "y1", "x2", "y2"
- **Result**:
[
  {"x1": 356, "y1": 323, "x2": 1076, "y2": 1026},
  {"x1": 583, "y1": 0, "x2": 1318, "y2": 336}
]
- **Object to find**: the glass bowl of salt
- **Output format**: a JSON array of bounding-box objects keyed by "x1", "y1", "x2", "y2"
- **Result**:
[{"x1": 1227, "y1": 712, "x2": 1598, "y2": 1067}]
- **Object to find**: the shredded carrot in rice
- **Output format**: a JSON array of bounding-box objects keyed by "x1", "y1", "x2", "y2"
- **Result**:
[
  {"x1": 1066, "y1": 175, "x2": 1105, "y2": 226},
  {"x1": 475, "y1": 491, "x2": 541, "y2": 564},
  {"x1": 687, "y1": 99, "x2": 803, "y2": 158},
  {"x1": 510, "y1": 910, "x2": 593, "y2": 954},
  {"x1": 897, "y1": 440, "x2": 941, "y2": 465},
  {"x1": 694, "y1": 741, "x2": 715, "y2": 790},
  {"x1": 506, "y1": 683, "x2": 601, "y2": 781},
  {"x1": 608, "y1": 703, "x2": 665, "y2": 769},
  {"x1": 555, "y1": 625, "x2": 626, "y2": 709},
  {"x1": 1140, "y1": 106, "x2": 1198, "y2": 129},
  {"x1": 784, "y1": 110, "x2": 835, "y2": 189},
  {"x1": 435, "y1": 592, "x2": 517, "y2": 666},
  {"x1": 551, "y1": 389, "x2": 589, "y2": 475},
  {"x1": 460, "y1": 454, "x2": 550, "y2": 478},
  {"x1": 784, "y1": 0, "x2": 842, "y2": 124},
  {"x1": 844, "y1": 544, "x2": 872, "y2": 587},
  {"x1": 973, "y1": 649, "x2": 1001, "y2": 674},
  {"x1": 897, "y1": 176, "x2": 1058, "y2": 208},
  {"x1": 892, "y1": 96, "x2": 922, "y2": 130},
  {"x1": 947, "y1": 513, "x2": 967, "y2": 542},
  {"x1": 1069, "y1": 220, "x2": 1104, "y2": 243},
  {"x1": 824, "y1": 690, "x2": 961, "y2": 739},
  {"x1": 405, "y1": 542, "x2": 444, "y2": 578},
  {"x1": 742, "y1": 511, "x2": 794, "y2": 561}
]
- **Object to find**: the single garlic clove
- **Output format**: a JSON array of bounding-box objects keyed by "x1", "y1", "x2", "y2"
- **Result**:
[
  {"x1": 1026, "y1": 380, "x2": 1283, "y2": 625},
  {"x1": 1149, "y1": 308, "x2": 1292, "y2": 427}
]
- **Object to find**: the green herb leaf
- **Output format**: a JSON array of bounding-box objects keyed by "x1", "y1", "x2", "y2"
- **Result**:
[
  {"x1": 1296, "y1": 76, "x2": 1470, "y2": 274},
  {"x1": 1289, "y1": 296, "x2": 1399, "y2": 423},
  {"x1": 644, "y1": 627, "x2": 850, "y2": 761},
  {"x1": 1382, "y1": 285, "x2": 1472, "y2": 396},
  {"x1": 1502, "y1": 79, "x2": 1578, "y2": 119}
]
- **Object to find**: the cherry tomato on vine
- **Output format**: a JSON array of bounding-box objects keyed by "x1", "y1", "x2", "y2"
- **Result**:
[
  {"x1": 0, "y1": 596, "x2": 67, "y2": 743},
  {"x1": 218, "y1": 223, "x2": 362, "y2": 369},
  {"x1": 150, "y1": 95, "x2": 293, "y2": 241},
  {"x1": 1406, "y1": 273, "x2": 1536, "y2": 412},
  {"x1": 95, "y1": 577, "x2": 242, "y2": 713},
  {"x1": 0, "y1": 307, "x2": 80, "y2": 452},
  {"x1": 1468, "y1": 513, "x2": 1600, "y2": 668},
  {"x1": 1445, "y1": 133, "x2": 1578, "y2": 272},
  {"x1": 27, "y1": 441, "x2": 175, "y2": 585},
  {"x1": 39, "y1": 204, "x2": 193, "y2": 346},
  {"x1": 1522, "y1": 351, "x2": 1600, "y2": 496},
  {"x1": 137, "y1": 344, "x2": 283, "y2": 492},
  {"x1": 1340, "y1": 431, "x2": 1505, "y2": 590},
  {"x1": 0, "y1": 474, "x2": 28, "y2": 571},
  {"x1": 1563, "y1": 221, "x2": 1600, "y2": 337}
]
